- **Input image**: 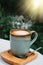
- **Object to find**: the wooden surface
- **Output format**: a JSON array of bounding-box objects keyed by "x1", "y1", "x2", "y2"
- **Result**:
[{"x1": 0, "y1": 50, "x2": 38, "y2": 65}]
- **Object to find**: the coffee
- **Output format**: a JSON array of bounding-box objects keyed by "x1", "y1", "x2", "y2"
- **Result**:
[
  {"x1": 10, "y1": 29, "x2": 38, "y2": 58},
  {"x1": 10, "y1": 29, "x2": 30, "y2": 36}
]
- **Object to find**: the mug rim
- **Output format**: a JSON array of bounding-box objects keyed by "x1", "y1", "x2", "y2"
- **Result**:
[{"x1": 10, "y1": 29, "x2": 31, "y2": 37}]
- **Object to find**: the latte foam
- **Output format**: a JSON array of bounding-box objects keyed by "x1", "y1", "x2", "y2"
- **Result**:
[{"x1": 10, "y1": 29, "x2": 30, "y2": 36}]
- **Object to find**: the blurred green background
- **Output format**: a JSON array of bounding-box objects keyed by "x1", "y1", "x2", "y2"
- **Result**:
[{"x1": 0, "y1": 0, "x2": 43, "y2": 54}]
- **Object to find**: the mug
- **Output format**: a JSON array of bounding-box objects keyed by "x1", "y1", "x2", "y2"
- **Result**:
[{"x1": 10, "y1": 29, "x2": 38, "y2": 58}]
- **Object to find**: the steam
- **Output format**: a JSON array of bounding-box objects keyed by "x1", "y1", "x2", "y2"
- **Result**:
[{"x1": 12, "y1": 15, "x2": 33, "y2": 29}]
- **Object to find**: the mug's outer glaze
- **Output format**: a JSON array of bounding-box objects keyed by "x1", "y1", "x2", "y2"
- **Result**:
[{"x1": 10, "y1": 29, "x2": 38, "y2": 57}]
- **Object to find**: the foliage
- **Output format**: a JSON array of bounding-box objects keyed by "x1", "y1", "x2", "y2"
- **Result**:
[
  {"x1": 31, "y1": 23, "x2": 43, "y2": 54},
  {"x1": 0, "y1": 0, "x2": 23, "y2": 15}
]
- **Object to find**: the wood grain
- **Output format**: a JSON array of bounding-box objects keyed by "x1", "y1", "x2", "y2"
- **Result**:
[{"x1": 0, "y1": 50, "x2": 38, "y2": 65}]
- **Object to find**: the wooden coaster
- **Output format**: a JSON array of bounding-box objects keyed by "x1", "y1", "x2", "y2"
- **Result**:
[{"x1": 1, "y1": 50, "x2": 38, "y2": 65}]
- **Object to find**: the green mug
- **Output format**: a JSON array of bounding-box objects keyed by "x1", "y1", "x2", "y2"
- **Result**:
[{"x1": 10, "y1": 29, "x2": 38, "y2": 58}]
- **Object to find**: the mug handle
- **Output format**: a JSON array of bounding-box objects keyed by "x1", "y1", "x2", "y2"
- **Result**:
[{"x1": 30, "y1": 31, "x2": 38, "y2": 45}]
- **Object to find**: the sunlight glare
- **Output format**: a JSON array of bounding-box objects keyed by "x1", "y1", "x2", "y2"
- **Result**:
[{"x1": 33, "y1": 0, "x2": 40, "y2": 9}]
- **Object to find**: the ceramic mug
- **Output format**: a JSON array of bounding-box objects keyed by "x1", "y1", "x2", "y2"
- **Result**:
[{"x1": 10, "y1": 29, "x2": 38, "y2": 58}]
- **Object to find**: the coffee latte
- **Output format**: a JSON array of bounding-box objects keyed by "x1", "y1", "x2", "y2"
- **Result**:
[
  {"x1": 10, "y1": 29, "x2": 38, "y2": 58},
  {"x1": 10, "y1": 29, "x2": 30, "y2": 36}
]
